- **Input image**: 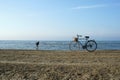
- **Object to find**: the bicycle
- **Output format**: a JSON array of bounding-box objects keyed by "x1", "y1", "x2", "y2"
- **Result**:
[{"x1": 69, "y1": 35, "x2": 97, "y2": 52}]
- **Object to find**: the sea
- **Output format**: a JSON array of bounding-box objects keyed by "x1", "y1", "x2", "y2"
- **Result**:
[{"x1": 0, "y1": 40, "x2": 120, "y2": 50}]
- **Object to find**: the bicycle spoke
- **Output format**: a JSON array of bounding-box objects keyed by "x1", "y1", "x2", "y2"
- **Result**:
[{"x1": 69, "y1": 41, "x2": 80, "y2": 51}]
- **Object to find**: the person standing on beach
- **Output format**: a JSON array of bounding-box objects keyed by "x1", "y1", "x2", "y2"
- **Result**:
[{"x1": 36, "y1": 41, "x2": 39, "y2": 50}]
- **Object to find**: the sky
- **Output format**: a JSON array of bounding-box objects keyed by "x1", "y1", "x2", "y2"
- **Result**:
[{"x1": 0, "y1": 0, "x2": 120, "y2": 41}]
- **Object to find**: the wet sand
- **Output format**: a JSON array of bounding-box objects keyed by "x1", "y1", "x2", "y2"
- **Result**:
[{"x1": 0, "y1": 50, "x2": 120, "y2": 80}]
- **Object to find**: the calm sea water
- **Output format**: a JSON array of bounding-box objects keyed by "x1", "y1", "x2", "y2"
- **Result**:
[{"x1": 0, "y1": 40, "x2": 120, "y2": 50}]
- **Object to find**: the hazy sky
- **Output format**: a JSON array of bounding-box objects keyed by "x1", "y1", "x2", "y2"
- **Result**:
[{"x1": 0, "y1": 0, "x2": 120, "y2": 40}]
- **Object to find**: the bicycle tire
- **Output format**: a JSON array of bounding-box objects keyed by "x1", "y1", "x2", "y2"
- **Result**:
[
  {"x1": 69, "y1": 41, "x2": 80, "y2": 51},
  {"x1": 86, "y1": 40, "x2": 97, "y2": 52}
]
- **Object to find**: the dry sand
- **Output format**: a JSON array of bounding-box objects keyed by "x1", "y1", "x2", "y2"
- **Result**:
[{"x1": 0, "y1": 50, "x2": 120, "y2": 80}]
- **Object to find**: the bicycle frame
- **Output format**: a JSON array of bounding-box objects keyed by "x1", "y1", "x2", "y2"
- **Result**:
[
  {"x1": 76, "y1": 35, "x2": 89, "y2": 49},
  {"x1": 77, "y1": 39, "x2": 88, "y2": 49}
]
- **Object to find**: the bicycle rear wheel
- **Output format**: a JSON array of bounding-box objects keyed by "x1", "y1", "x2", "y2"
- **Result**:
[
  {"x1": 69, "y1": 41, "x2": 80, "y2": 51},
  {"x1": 86, "y1": 40, "x2": 97, "y2": 52}
]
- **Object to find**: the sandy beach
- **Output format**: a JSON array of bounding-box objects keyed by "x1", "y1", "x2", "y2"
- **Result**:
[{"x1": 0, "y1": 50, "x2": 120, "y2": 80}]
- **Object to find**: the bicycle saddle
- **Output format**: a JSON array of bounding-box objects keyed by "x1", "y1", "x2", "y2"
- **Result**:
[{"x1": 85, "y1": 36, "x2": 89, "y2": 39}]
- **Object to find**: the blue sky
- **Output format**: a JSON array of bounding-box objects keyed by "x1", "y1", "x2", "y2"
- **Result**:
[{"x1": 0, "y1": 0, "x2": 120, "y2": 40}]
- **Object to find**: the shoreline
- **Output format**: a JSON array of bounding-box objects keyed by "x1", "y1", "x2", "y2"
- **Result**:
[
  {"x1": 0, "y1": 49, "x2": 120, "y2": 64},
  {"x1": 0, "y1": 49, "x2": 120, "y2": 51}
]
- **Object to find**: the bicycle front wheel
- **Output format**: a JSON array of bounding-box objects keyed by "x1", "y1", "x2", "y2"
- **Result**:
[
  {"x1": 86, "y1": 40, "x2": 97, "y2": 52},
  {"x1": 69, "y1": 41, "x2": 80, "y2": 51}
]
